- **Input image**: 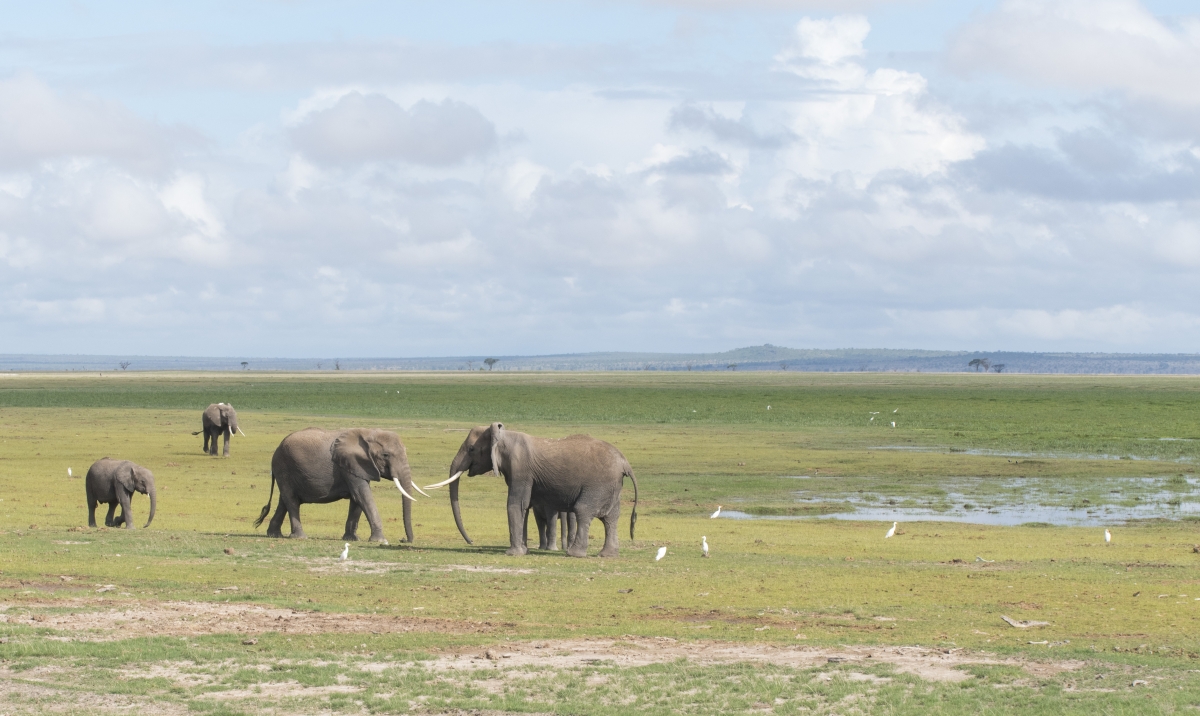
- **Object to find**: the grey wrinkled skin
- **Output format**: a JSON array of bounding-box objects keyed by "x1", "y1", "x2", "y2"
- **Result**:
[
  {"x1": 447, "y1": 423, "x2": 638, "y2": 557},
  {"x1": 85, "y1": 458, "x2": 157, "y2": 529},
  {"x1": 193, "y1": 403, "x2": 239, "y2": 456},
  {"x1": 254, "y1": 428, "x2": 418, "y2": 544}
]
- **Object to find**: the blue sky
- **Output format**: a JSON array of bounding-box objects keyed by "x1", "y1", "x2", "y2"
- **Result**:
[{"x1": 1, "y1": 0, "x2": 1199, "y2": 357}]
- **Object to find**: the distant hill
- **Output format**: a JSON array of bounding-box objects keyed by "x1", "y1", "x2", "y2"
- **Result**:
[{"x1": 5, "y1": 346, "x2": 1200, "y2": 374}]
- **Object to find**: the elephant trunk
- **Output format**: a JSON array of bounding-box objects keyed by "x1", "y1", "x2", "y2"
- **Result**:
[
  {"x1": 402, "y1": 494, "x2": 413, "y2": 544},
  {"x1": 144, "y1": 483, "x2": 157, "y2": 528}
]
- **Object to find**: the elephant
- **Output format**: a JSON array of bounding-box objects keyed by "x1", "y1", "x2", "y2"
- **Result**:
[
  {"x1": 428, "y1": 423, "x2": 638, "y2": 557},
  {"x1": 85, "y1": 458, "x2": 157, "y2": 529},
  {"x1": 193, "y1": 402, "x2": 244, "y2": 456},
  {"x1": 253, "y1": 428, "x2": 426, "y2": 543}
]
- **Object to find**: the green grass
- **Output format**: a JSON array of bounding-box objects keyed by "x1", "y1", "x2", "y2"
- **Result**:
[{"x1": 2, "y1": 371, "x2": 1200, "y2": 713}]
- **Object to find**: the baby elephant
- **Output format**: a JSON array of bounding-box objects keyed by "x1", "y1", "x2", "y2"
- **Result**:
[{"x1": 85, "y1": 458, "x2": 157, "y2": 529}]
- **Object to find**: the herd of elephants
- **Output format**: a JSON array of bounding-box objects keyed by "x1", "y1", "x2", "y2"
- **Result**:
[{"x1": 84, "y1": 403, "x2": 640, "y2": 557}]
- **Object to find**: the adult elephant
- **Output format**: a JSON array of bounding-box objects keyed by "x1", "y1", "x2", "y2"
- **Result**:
[
  {"x1": 427, "y1": 423, "x2": 637, "y2": 557},
  {"x1": 253, "y1": 428, "x2": 426, "y2": 544},
  {"x1": 85, "y1": 458, "x2": 157, "y2": 529},
  {"x1": 193, "y1": 403, "x2": 244, "y2": 456}
]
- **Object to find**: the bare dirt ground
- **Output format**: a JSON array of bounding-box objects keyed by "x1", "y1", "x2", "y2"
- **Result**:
[
  {"x1": 0, "y1": 598, "x2": 1086, "y2": 684},
  {"x1": 0, "y1": 598, "x2": 494, "y2": 639}
]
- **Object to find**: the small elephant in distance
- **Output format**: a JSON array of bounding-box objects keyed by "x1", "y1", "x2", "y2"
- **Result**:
[
  {"x1": 85, "y1": 458, "x2": 157, "y2": 529},
  {"x1": 193, "y1": 402, "x2": 244, "y2": 456}
]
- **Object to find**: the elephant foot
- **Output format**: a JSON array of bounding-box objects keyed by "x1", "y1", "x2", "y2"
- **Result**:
[
  {"x1": 368, "y1": 536, "x2": 389, "y2": 545},
  {"x1": 343, "y1": 533, "x2": 360, "y2": 541},
  {"x1": 267, "y1": 530, "x2": 283, "y2": 538},
  {"x1": 505, "y1": 546, "x2": 529, "y2": 556},
  {"x1": 287, "y1": 532, "x2": 307, "y2": 539},
  {"x1": 598, "y1": 547, "x2": 619, "y2": 558}
]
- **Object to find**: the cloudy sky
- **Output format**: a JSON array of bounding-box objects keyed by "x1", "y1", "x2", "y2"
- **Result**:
[{"x1": 1, "y1": 0, "x2": 1198, "y2": 357}]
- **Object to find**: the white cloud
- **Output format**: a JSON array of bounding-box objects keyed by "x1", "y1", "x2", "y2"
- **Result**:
[
  {"x1": 291, "y1": 92, "x2": 497, "y2": 165},
  {"x1": 950, "y1": 0, "x2": 1200, "y2": 106},
  {"x1": 0, "y1": 74, "x2": 180, "y2": 170}
]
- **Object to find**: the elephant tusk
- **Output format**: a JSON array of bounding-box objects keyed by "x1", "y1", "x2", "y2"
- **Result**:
[
  {"x1": 412, "y1": 483, "x2": 433, "y2": 498},
  {"x1": 393, "y1": 478, "x2": 417, "y2": 501},
  {"x1": 238, "y1": 427, "x2": 247, "y2": 437},
  {"x1": 424, "y1": 471, "x2": 462, "y2": 490}
]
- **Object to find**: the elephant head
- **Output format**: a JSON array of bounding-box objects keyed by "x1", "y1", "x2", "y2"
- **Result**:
[
  {"x1": 331, "y1": 429, "x2": 427, "y2": 541},
  {"x1": 119, "y1": 463, "x2": 157, "y2": 528},
  {"x1": 429, "y1": 423, "x2": 504, "y2": 545}
]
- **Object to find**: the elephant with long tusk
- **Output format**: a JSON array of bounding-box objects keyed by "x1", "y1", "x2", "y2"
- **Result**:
[
  {"x1": 429, "y1": 423, "x2": 638, "y2": 557},
  {"x1": 85, "y1": 458, "x2": 157, "y2": 529},
  {"x1": 193, "y1": 402, "x2": 242, "y2": 457},
  {"x1": 254, "y1": 428, "x2": 420, "y2": 544}
]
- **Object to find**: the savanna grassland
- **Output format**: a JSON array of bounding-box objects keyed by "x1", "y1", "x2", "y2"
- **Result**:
[{"x1": 1, "y1": 370, "x2": 1200, "y2": 714}]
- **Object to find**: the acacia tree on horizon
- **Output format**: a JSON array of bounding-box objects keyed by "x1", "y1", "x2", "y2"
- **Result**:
[{"x1": 484, "y1": 358, "x2": 499, "y2": 371}]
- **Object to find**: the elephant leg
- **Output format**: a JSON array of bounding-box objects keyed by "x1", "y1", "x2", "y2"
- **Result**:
[
  {"x1": 202, "y1": 430, "x2": 209, "y2": 453},
  {"x1": 566, "y1": 509, "x2": 591, "y2": 558},
  {"x1": 343, "y1": 499, "x2": 363, "y2": 541},
  {"x1": 566, "y1": 512, "x2": 578, "y2": 551},
  {"x1": 505, "y1": 485, "x2": 532, "y2": 556},
  {"x1": 117, "y1": 490, "x2": 135, "y2": 529},
  {"x1": 535, "y1": 509, "x2": 551, "y2": 550},
  {"x1": 104, "y1": 503, "x2": 118, "y2": 527},
  {"x1": 222, "y1": 427, "x2": 231, "y2": 457},
  {"x1": 87, "y1": 489, "x2": 98, "y2": 528},
  {"x1": 598, "y1": 503, "x2": 621, "y2": 558},
  {"x1": 543, "y1": 510, "x2": 558, "y2": 550},
  {"x1": 267, "y1": 501, "x2": 288, "y2": 538},
  {"x1": 285, "y1": 500, "x2": 305, "y2": 538},
  {"x1": 347, "y1": 480, "x2": 387, "y2": 543},
  {"x1": 207, "y1": 428, "x2": 218, "y2": 456}
]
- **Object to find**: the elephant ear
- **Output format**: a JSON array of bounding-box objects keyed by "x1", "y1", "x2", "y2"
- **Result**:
[
  {"x1": 331, "y1": 430, "x2": 382, "y2": 482},
  {"x1": 116, "y1": 463, "x2": 137, "y2": 494},
  {"x1": 489, "y1": 422, "x2": 504, "y2": 477}
]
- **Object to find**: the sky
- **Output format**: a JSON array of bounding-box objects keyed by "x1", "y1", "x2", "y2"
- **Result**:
[{"x1": 1, "y1": 0, "x2": 1199, "y2": 358}]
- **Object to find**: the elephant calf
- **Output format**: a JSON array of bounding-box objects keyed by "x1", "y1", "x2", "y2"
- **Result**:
[{"x1": 85, "y1": 458, "x2": 157, "y2": 529}]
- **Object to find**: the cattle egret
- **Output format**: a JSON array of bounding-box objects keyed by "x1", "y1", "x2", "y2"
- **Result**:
[
  {"x1": 710, "y1": 505, "x2": 721, "y2": 519},
  {"x1": 656, "y1": 546, "x2": 667, "y2": 561},
  {"x1": 891, "y1": 421, "x2": 896, "y2": 428},
  {"x1": 893, "y1": 409, "x2": 898, "y2": 413},
  {"x1": 870, "y1": 417, "x2": 875, "y2": 422},
  {"x1": 885, "y1": 522, "x2": 897, "y2": 539},
  {"x1": 975, "y1": 556, "x2": 994, "y2": 563},
  {"x1": 702, "y1": 536, "x2": 709, "y2": 558},
  {"x1": 1105, "y1": 529, "x2": 1111, "y2": 543},
  {"x1": 767, "y1": 405, "x2": 771, "y2": 410},
  {"x1": 67, "y1": 467, "x2": 72, "y2": 477},
  {"x1": 340, "y1": 543, "x2": 350, "y2": 561}
]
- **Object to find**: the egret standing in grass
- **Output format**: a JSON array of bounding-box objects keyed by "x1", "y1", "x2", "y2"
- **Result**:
[
  {"x1": 340, "y1": 543, "x2": 350, "y2": 561},
  {"x1": 891, "y1": 421, "x2": 896, "y2": 428},
  {"x1": 710, "y1": 505, "x2": 721, "y2": 519},
  {"x1": 885, "y1": 522, "x2": 897, "y2": 539},
  {"x1": 1105, "y1": 529, "x2": 1111, "y2": 544},
  {"x1": 702, "y1": 536, "x2": 709, "y2": 558},
  {"x1": 656, "y1": 546, "x2": 667, "y2": 561},
  {"x1": 67, "y1": 467, "x2": 72, "y2": 477}
]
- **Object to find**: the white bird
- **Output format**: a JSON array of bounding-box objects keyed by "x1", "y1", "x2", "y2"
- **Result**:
[
  {"x1": 975, "y1": 556, "x2": 994, "y2": 563},
  {"x1": 710, "y1": 505, "x2": 721, "y2": 519},
  {"x1": 891, "y1": 421, "x2": 896, "y2": 428},
  {"x1": 655, "y1": 546, "x2": 667, "y2": 561},
  {"x1": 885, "y1": 522, "x2": 897, "y2": 539},
  {"x1": 893, "y1": 409, "x2": 898, "y2": 413},
  {"x1": 340, "y1": 543, "x2": 350, "y2": 561},
  {"x1": 67, "y1": 467, "x2": 72, "y2": 477},
  {"x1": 870, "y1": 416, "x2": 875, "y2": 422},
  {"x1": 702, "y1": 536, "x2": 709, "y2": 558},
  {"x1": 1105, "y1": 529, "x2": 1111, "y2": 543},
  {"x1": 767, "y1": 405, "x2": 771, "y2": 410}
]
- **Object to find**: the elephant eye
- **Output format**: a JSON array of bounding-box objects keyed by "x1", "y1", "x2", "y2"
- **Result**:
[{"x1": 381, "y1": 452, "x2": 391, "y2": 458}]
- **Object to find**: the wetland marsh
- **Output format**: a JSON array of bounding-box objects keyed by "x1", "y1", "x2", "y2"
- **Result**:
[{"x1": 1, "y1": 371, "x2": 1199, "y2": 713}]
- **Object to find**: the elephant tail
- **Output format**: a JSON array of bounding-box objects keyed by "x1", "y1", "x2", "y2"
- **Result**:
[
  {"x1": 625, "y1": 464, "x2": 638, "y2": 541},
  {"x1": 253, "y1": 471, "x2": 276, "y2": 528},
  {"x1": 191, "y1": 430, "x2": 202, "y2": 435}
]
